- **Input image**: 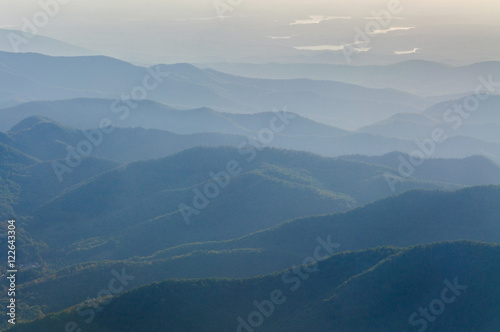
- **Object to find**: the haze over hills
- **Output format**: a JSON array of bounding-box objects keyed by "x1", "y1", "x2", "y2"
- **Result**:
[
  {"x1": 3, "y1": 142, "x2": 500, "y2": 329},
  {"x1": 22, "y1": 147, "x2": 453, "y2": 264},
  {"x1": 341, "y1": 152, "x2": 500, "y2": 186},
  {"x1": 9, "y1": 140, "x2": 500, "y2": 329},
  {"x1": 2, "y1": 115, "x2": 498, "y2": 229},
  {"x1": 0, "y1": 51, "x2": 432, "y2": 130},
  {"x1": 0, "y1": 99, "x2": 348, "y2": 136},
  {"x1": 0, "y1": 29, "x2": 94, "y2": 57},
  {"x1": 360, "y1": 95, "x2": 500, "y2": 145},
  {"x1": 2, "y1": 1, "x2": 500, "y2": 330},
  {"x1": 4, "y1": 102, "x2": 500, "y2": 162},
  {"x1": 202, "y1": 60, "x2": 500, "y2": 97},
  {"x1": 0, "y1": 115, "x2": 248, "y2": 163}
]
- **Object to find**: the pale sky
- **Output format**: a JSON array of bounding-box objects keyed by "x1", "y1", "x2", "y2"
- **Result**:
[{"x1": 1, "y1": 0, "x2": 500, "y2": 65}]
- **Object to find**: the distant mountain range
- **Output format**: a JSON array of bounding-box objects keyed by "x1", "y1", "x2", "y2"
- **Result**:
[
  {"x1": 2, "y1": 48, "x2": 500, "y2": 332},
  {"x1": 4, "y1": 102, "x2": 500, "y2": 160},
  {"x1": 341, "y1": 152, "x2": 500, "y2": 186},
  {"x1": 360, "y1": 95, "x2": 500, "y2": 146},
  {"x1": 1, "y1": 114, "x2": 499, "y2": 223},
  {"x1": 0, "y1": 51, "x2": 431, "y2": 130},
  {"x1": 0, "y1": 99, "x2": 348, "y2": 136},
  {"x1": 202, "y1": 60, "x2": 500, "y2": 97},
  {"x1": 0, "y1": 115, "x2": 247, "y2": 164},
  {"x1": 0, "y1": 29, "x2": 94, "y2": 57}
]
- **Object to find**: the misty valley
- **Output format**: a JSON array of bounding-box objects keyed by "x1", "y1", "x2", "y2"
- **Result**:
[{"x1": 1, "y1": 1, "x2": 500, "y2": 330}]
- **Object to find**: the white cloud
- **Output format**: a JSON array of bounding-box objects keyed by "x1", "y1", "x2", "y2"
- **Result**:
[
  {"x1": 175, "y1": 16, "x2": 225, "y2": 21},
  {"x1": 394, "y1": 48, "x2": 420, "y2": 55},
  {"x1": 294, "y1": 42, "x2": 371, "y2": 52},
  {"x1": 372, "y1": 27, "x2": 415, "y2": 34},
  {"x1": 290, "y1": 15, "x2": 351, "y2": 25},
  {"x1": 295, "y1": 44, "x2": 346, "y2": 51},
  {"x1": 364, "y1": 16, "x2": 405, "y2": 20}
]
